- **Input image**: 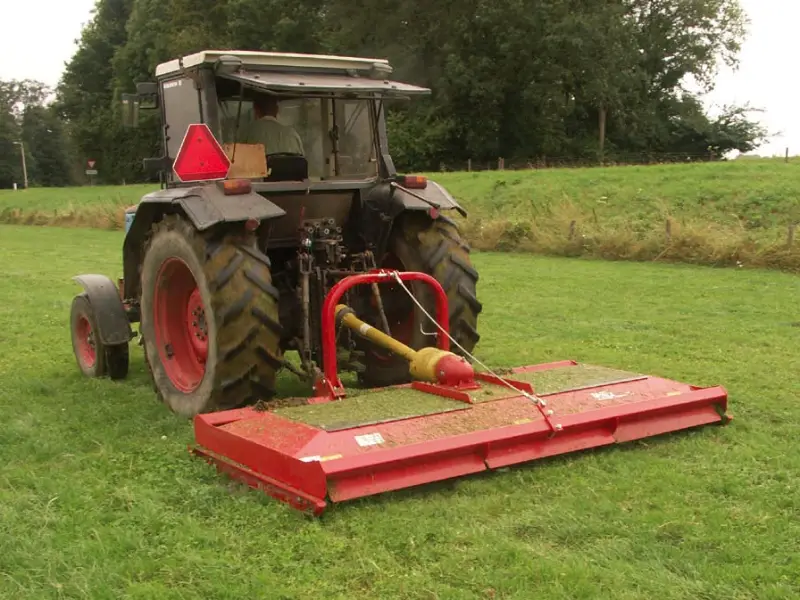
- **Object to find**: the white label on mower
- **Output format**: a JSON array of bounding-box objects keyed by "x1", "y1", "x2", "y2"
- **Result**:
[
  {"x1": 590, "y1": 390, "x2": 631, "y2": 401},
  {"x1": 300, "y1": 454, "x2": 343, "y2": 463},
  {"x1": 355, "y1": 432, "x2": 385, "y2": 447},
  {"x1": 358, "y1": 323, "x2": 372, "y2": 336}
]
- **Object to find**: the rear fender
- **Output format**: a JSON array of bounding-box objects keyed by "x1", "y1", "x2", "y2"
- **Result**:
[
  {"x1": 122, "y1": 184, "x2": 287, "y2": 299},
  {"x1": 360, "y1": 180, "x2": 466, "y2": 257},
  {"x1": 390, "y1": 180, "x2": 466, "y2": 217},
  {"x1": 130, "y1": 184, "x2": 287, "y2": 232},
  {"x1": 72, "y1": 274, "x2": 133, "y2": 346}
]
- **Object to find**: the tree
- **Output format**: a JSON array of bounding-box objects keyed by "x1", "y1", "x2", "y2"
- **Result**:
[
  {"x1": 627, "y1": 0, "x2": 748, "y2": 93},
  {"x1": 45, "y1": 0, "x2": 765, "y2": 181},
  {"x1": 0, "y1": 108, "x2": 22, "y2": 189},
  {"x1": 21, "y1": 105, "x2": 73, "y2": 187},
  {"x1": 55, "y1": 0, "x2": 134, "y2": 184},
  {"x1": 0, "y1": 79, "x2": 74, "y2": 188}
]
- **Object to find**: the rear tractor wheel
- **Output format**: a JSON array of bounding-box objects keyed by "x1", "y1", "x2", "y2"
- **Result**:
[
  {"x1": 358, "y1": 212, "x2": 482, "y2": 388},
  {"x1": 139, "y1": 215, "x2": 283, "y2": 417}
]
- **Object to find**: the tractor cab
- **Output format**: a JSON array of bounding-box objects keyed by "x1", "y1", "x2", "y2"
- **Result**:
[{"x1": 123, "y1": 50, "x2": 430, "y2": 188}]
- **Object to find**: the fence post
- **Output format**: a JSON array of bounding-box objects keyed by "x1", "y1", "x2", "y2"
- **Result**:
[
  {"x1": 467, "y1": 158, "x2": 472, "y2": 172},
  {"x1": 498, "y1": 157, "x2": 505, "y2": 170},
  {"x1": 786, "y1": 148, "x2": 790, "y2": 163}
]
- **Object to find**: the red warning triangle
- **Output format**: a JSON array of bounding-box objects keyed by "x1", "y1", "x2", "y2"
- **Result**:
[{"x1": 172, "y1": 123, "x2": 231, "y2": 181}]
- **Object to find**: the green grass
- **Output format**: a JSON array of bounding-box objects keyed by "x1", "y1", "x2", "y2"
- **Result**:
[
  {"x1": 0, "y1": 184, "x2": 153, "y2": 230},
  {"x1": 0, "y1": 184, "x2": 151, "y2": 213},
  {"x1": 3, "y1": 158, "x2": 800, "y2": 269},
  {"x1": 273, "y1": 387, "x2": 464, "y2": 430},
  {"x1": 433, "y1": 158, "x2": 800, "y2": 234},
  {"x1": 2, "y1": 224, "x2": 799, "y2": 599}
]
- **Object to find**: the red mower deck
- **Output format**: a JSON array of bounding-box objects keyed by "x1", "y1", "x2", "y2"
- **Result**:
[{"x1": 192, "y1": 360, "x2": 730, "y2": 514}]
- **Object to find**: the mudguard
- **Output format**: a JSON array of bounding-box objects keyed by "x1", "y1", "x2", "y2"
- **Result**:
[
  {"x1": 360, "y1": 180, "x2": 467, "y2": 258},
  {"x1": 389, "y1": 180, "x2": 467, "y2": 217},
  {"x1": 121, "y1": 183, "x2": 287, "y2": 300},
  {"x1": 361, "y1": 180, "x2": 466, "y2": 218},
  {"x1": 72, "y1": 274, "x2": 133, "y2": 346},
  {"x1": 135, "y1": 184, "x2": 287, "y2": 231}
]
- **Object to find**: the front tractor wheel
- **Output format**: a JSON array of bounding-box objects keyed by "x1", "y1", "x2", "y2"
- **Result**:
[
  {"x1": 69, "y1": 293, "x2": 129, "y2": 380},
  {"x1": 139, "y1": 216, "x2": 283, "y2": 417},
  {"x1": 358, "y1": 212, "x2": 482, "y2": 388}
]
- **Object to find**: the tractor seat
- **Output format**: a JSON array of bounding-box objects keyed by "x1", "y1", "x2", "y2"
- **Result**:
[{"x1": 266, "y1": 153, "x2": 308, "y2": 182}]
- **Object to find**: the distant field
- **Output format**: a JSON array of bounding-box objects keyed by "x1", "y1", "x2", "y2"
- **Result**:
[
  {"x1": 0, "y1": 183, "x2": 153, "y2": 230},
  {"x1": 2, "y1": 224, "x2": 798, "y2": 599},
  {"x1": 2, "y1": 158, "x2": 800, "y2": 270}
]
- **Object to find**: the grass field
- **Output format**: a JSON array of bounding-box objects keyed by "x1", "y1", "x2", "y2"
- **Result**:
[
  {"x1": 2, "y1": 158, "x2": 800, "y2": 270},
  {"x1": 1, "y1": 224, "x2": 799, "y2": 599}
]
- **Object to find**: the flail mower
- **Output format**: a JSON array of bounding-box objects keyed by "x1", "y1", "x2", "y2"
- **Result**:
[{"x1": 69, "y1": 50, "x2": 730, "y2": 515}]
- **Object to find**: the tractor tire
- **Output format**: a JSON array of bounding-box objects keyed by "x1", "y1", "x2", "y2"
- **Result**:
[
  {"x1": 358, "y1": 212, "x2": 482, "y2": 388},
  {"x1": 139, "y1": 215, "x2": 283, "y2": 417},
  {"x1": 70, "y1": 293, "x2": 129, "y2": 380}
]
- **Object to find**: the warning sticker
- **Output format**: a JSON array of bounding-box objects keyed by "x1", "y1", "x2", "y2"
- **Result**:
[
  {"x1": 590, "y1": 390, "x2": 631, "y2": 401},
  {"x1": 355, "y1": 432, "x2": 385, "y2": 447}
]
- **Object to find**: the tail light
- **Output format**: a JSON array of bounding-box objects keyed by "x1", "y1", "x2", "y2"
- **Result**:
[
  {"x1": 222, "y1": 178, "x2": 252, "y2": 195},
  {"x1": 399, "y1": 175, "x2": 428, "y2": 189}
]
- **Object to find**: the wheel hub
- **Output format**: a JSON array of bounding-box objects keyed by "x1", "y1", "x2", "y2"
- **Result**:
[
  {"x1": 153, "y1": 257, "x2": 208, "y2": 393},
  {"x1": 187, "y1": 288, "x2": 208, "y2": 360},
  {"x1": 76, "y1": 315, "x2": 97, "y2": 368}
]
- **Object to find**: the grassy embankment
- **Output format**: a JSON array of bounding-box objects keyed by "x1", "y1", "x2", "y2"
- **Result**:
[{"x1": 2, "y1": 158, "x2": 799, "y2": 270}]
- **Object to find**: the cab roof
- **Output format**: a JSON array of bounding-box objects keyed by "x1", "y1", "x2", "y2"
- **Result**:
[
  {"x1": 156, "y1": 50, "x2": 391, "y2": 78},
  {"x1": 155, "y1": 49, "x2": 431, "y2": 97}
]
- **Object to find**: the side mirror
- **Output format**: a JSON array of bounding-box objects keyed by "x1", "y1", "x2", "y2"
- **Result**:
[
  {"x1": 121, "y1": 93, "x2": 140, "y2": 128},
  {"x1": 136, "y1": 82, "x2": 159, "y2": 110},
  {"x1": 121, "y1": 82, "x2": 159, "y2": 128}
]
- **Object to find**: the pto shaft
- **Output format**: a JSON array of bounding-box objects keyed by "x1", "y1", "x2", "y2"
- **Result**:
[{"x1": 335, "y1": 304, "x2": 474, "y2": 387}]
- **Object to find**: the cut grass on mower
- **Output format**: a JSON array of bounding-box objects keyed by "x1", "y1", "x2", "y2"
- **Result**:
[{"x1": 1, "y1": 224, "x2": 799, "y2": 599}]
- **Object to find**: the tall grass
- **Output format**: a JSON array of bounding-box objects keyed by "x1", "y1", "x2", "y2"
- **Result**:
[
  {"x1": 432, "y1": 158, "x2": 800, "y2": 271},
  {"x1": 456, "y1": 199, "x2": 800, "y2": 272}
]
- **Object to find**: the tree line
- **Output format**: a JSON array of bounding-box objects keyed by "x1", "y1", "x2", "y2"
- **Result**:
[{"x1": 0, "y1": 0, "x2": 770, "y2": 188}]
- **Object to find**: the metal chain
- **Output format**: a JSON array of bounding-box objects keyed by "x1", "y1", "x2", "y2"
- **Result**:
[{"x1": 390, "y1": 272, "x2": 559, "y2": 431}]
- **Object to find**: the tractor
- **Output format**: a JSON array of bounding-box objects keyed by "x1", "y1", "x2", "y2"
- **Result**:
[
  {"x1": 68, "y1": 50, "x2": 730, "y2": 514},
  {"x1": 69, "y1": 50, "x2": 480, "y2": 416}
]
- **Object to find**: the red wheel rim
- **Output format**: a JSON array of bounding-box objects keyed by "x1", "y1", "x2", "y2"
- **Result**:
[
  {"x1": 76, "y1": 315, "x2": 97, "y2": 368},
  {"x1": 153, "y1": 257, "x2": 207, "y2": 393}
]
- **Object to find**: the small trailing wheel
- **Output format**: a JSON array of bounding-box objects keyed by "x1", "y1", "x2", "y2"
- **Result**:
[
  {"x1": 358, "y1": 212, "x2": 482, "y2": 387},
  {"x1": 139, "y1": 215, "x2": 283, "y2": 417},
  {"x1": 69, "y1": 293, "x2": 129, "y2": 379}
]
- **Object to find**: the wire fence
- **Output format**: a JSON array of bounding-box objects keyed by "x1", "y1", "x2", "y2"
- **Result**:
[
  {"x1": 432, "y1": 151, "x2": 741, "y2": 173},
  {"x1": 12, "y1": 148, "x2": 791, "y2": 190}
]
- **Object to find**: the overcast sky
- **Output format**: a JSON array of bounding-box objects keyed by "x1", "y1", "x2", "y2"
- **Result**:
[{"x1": 1, "y1": 0, "x2": 795, "y2": 156}]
